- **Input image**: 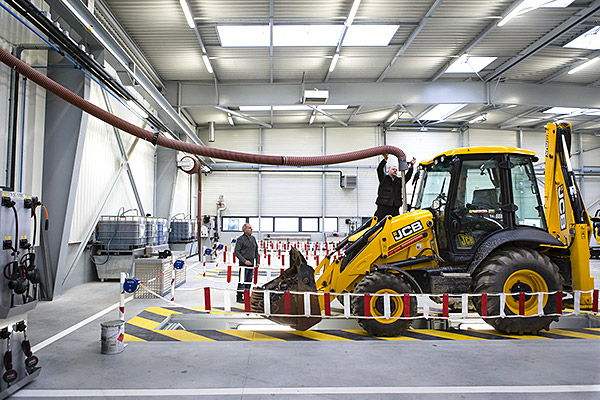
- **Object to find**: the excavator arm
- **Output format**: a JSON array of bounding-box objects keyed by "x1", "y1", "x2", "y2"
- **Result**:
[{"x1": 544, "y1": 121, "x2": 595, "y2": 306}]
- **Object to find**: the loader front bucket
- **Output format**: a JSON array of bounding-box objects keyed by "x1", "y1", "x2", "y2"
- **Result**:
[{"x1": 250, "y1": 247, "x2": 322, "y2": 331}]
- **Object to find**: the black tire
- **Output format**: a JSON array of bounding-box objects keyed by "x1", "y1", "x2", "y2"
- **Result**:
[
  {"x1": 351, "y1": 272, "x2": 417, "y2": 337},
  {"x1": 471, "y1": 248, "x2": 562, "y2": 334}
]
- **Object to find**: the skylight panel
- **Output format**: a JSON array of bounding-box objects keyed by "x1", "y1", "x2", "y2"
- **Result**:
[
  {"x1": 542, "y1": 0, "x2": 575, "y2": 7},
  {"x1": 564, "y1": 26, "x2": 600, "y2": 50},
  {"x1": 420, "y1": 104, "x2": 467, "y2": 121},
  {"x1": 445, "y1": 55, "x2": 497, "y2": 73},
  {"x1": 217, "y1": 25, "x2": 270, "y2": 47},
  {"x1": 342, "y1": 25, "x2": 399, "y2": 46},
  {"x1": 543, "y1": 107, "x2": 600, "y2": 116},
  {"x1": 273, "y1": 25, "x2": 343, "y2": 46}
]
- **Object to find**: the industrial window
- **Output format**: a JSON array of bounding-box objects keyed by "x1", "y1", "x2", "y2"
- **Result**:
[
  {"x1": 323, "y1": 217, "x2": 338, "y2": 232},
  {"x1": 249, "y1": 217, "x2": 274, "y2": 232},
  {"x1": 300, "y1": 218, "x2": 319, "y2": 232},
  {"x1": 274, "y1": 217, "x2": 299, "y2": 232},
  {"x1": 222, "y1": 217, "x2": 247, "y2": 231}
]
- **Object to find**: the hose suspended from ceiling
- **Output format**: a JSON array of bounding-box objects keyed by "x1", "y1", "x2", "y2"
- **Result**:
[{"x1": 0, "y1": 48, "x2": 406, "y2": 167}]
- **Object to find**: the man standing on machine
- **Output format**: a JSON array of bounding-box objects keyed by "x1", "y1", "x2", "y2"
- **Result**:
[
  {"x1": 374, "y1": 154, "x2": 416, "y2": 221},
  {"x1": 234, "y1": 223, "x2": 259, "y2": 303}
]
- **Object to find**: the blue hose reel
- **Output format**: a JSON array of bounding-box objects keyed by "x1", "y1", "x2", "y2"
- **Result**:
[
  {"x1": 123, "y1": 278, "x2": 140, "y2": 293},
  {"x1": 174, "y1": 259, "x2": 185, "y2": 270}
]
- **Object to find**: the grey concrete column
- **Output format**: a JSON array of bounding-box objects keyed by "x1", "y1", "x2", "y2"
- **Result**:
[{"x1": 41, "y1": 52, "x2": 90, "y2": 297}]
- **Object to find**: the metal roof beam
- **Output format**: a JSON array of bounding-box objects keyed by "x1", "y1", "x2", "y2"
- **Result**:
[
  {"x1": 176, "y1": 81, "x2": 600, "y2": 109},
  {"x1": 376, "y1": 0, "x2": 444, "y2": 83},
  {"x1": 308, "y1": 105, "x2": 348, "y2": 126},
  {"x1": 215, "y1": 106, "x2": 272, "y2": 128},
  {"x1": 485, "y1": 0, "x2": 600, "y2": 82}
]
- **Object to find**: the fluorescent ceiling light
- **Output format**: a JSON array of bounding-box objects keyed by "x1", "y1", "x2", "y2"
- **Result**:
[
  {"x1": 329, "y1": 54, "x2": 340, "y2": 72},
  {"x1": 179, "y1": 0, "x2": 195, "y2": 29},
  {"x1": 273, "y1": 25, "x2": 343, "y2": 46},
  {"x1": 543, "y1": 0, "x2": 575, "y2": 7},
  {"x1": 498, "y1": 0, "x2": 574, "y2": 27},
  {"x1": 342, "y1": 25, "x2": 399, "y2": 46},
  {"x1": 202, "y1": 54, "x2": 213, "y2": 74},
  {"x1": 543, "y1": 107, "x2": 600, "y2": 116},
  {"x1": 346, "y1": 0, "x2": 362, "y2": 26},
  {"x1": 568, "y1": 57, "x2": 600, "y2": 74},
  {"x1": 468, "y1": 114, "x2": 487, "y2": 124},
  {"x1": 564, "y1": 26, "x2": 600, "y2": 50},
  {"x1": 445, "y1": 55, "x2": 497, "y2": 73},
  {"x1": 239, "y1": 105, "x2": 349, "y2": 112},
  {"x1": 420, "y1": 104, "x2": 467, "y2": 121},
  {"x1": 217, "y1": 25, "x2": 270, "y2": 47}
]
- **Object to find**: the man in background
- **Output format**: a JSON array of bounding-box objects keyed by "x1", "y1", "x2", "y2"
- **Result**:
[{"x1": 234, "y1": 223, "x2": 259, "y2": 303}]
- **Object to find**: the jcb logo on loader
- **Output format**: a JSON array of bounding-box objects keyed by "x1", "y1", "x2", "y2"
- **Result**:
[
  {"x1": 558, "y1": 185, "x2": 566, "y2": 231},
  {"x1": 393, "y1": 221, "x2": 423, "y2": 242}
]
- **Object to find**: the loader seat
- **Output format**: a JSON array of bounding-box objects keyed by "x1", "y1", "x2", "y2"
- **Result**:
[{"x1": 471, "y1": 188, "x2": 499, "y2": 210}]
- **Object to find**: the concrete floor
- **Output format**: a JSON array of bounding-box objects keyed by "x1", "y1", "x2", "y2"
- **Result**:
[{"x1": 9, "y1": 258, "x2": 600, "y2": 399}]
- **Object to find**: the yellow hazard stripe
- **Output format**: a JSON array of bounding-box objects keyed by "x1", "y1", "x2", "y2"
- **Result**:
[
  {"x1": 483, "y1": 331, "x2": 550, "y2": 340},
  {"x1": 585, "y1": 328, "x2": 600, "y2": 332},
  {"x1": 145, "y1": 307, "x2": 183, "y2": 317},
  {"x1": 411, "y1": 329, "x2": 485, "y2": 340},
  {"x1": 547, "y1": 329, "x2": 600, "y2": 339},
  {"x1": 124, "y1": 333, "x2": 146, "y2": 342},
  {"x1": 156, "y1": 330, "x2": 216, "y2": 342},
  {"x1": 127, "y1": 316, "x2": 160, "y2": 330},
  {"x1": 216, "y1": 330, "x2": 284, "y2": 341},
  {"x1": 342, "y1": 329, "x2": 418, "y2": 341},
  {"x1": 288, "y1": 330, "x2": 352, "y2": 341}
]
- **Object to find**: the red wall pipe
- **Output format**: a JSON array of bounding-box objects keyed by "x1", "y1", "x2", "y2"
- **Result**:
[{"x1": 0, "y1": 48, "x2": 406, "y2": 166}]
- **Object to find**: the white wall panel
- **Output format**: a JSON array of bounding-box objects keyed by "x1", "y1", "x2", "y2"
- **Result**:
[
  {"x1": 358, "y1": 168, "x2": 379, "y2": 217},
  {"x1": 326, "y1": 126, "x2": 379, "y2": 166},
  {"x1": 468, "y1": 128, "x2": 518, "y2": 147},
  {"x1": 202, "y1": 171, "x2": 258, "y2": 215},
  {"x1": 325, "y1": 174, "x2": 357, "y2": 217},
  {"x1": 386, "y1": 130, "x2": 460, "y2": 165},
  {"x1": 207, "y1": 129, "x2": 259, "y2": 162},
  {"x1": 521, "y1": 129, "x2": 546, "y2": 160},
  {"x1": 262, "y1": 172, "x2": 321, "y2": 216},
  {"x1": 263, "y1": 128, "x2": 322, "y2": 156}
]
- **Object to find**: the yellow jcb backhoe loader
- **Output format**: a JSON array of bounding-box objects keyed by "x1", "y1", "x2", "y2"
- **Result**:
[{"x1": 251, "y1": 122, "x2": 596, "y2": 336}]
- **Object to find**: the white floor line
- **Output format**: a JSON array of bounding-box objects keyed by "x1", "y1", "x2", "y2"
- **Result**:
[
  {"x1": 12, "y1": 385, "x2": 600, "y2": 397},
  {"x1": 31, "y1": 296, "x2": 133, "y2": 353}
]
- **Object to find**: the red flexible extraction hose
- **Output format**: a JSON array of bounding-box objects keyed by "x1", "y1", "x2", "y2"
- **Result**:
[{"x1": 0, "y1": 48, "x2": 405, "y2": 166}]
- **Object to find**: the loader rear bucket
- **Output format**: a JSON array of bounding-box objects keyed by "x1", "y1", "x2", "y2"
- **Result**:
[{"x1": 250, "y1": 247, "x2": 322, "y2": 331}]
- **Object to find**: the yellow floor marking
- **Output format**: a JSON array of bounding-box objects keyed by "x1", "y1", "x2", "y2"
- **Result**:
[
  {"x1": 127, "y1": 316, "x2": 160, "y2": 330},
  {"x1": 411, "y1": 329, "x2": 485, "y2": 340},
  {"x1": 124, "y1": 333, "x2": 146, "y2": 342},
  {"x1": 341, "y1": 329, "x2": 419, "y2": 341},
  {"x1": 216, "y1": 330, "x2": 284, "y2": 341},
  {"x1": 288, "y1": 330, "x2": 352, "y2": 341},
  {"x1": 145, "y1": 307, "x2": 183, "y2": 317},
  {"x1": 156, "y1": 330, "x2": 216, "y2": 342},
  {"x1": 548, "y1": 329, "x2": 600, "y2": 339},
  {"x1": 585, "y1": 328, "x2": 600, "y2": 332},
  {"x1": 483, "y1": 330, "x2": 550, "y2": 340}
]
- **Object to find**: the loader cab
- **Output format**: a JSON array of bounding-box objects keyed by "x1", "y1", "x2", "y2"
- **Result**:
[{"x1": 412, "y1": 147, "x2": 546, "y2": 263}]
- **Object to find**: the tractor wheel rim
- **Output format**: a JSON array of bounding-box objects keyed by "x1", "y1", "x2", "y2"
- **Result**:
[
  {"x1": 370, "y1": 289, "x2": 403, "y2": 324},
  {"x1": 503, "y1": 269, "x2": 549, "y2": 315}
]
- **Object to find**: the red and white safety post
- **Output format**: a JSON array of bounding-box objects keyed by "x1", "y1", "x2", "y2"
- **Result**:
[
  {"x1": 170, "y1": 262, "x2": 176, "y2": 303},
  {"x1": 119, "y1": 272, "x2": 126, "y2": 320}
]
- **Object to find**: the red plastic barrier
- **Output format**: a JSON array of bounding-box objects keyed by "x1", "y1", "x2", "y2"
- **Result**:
[
  {"x1": 204, "y1": 287, "x2": 211, "y2": 311},
  {"x1": 403, "y1": 294, "x2": 410, "y2": 318},
  {"x1": 233, "y1": 254, "x2": 236, "y2": 263},
  {"x1": 253, "y1": 267, "x2": 258, "y2": 285},
  {"x1": 244, "y1": 289, "x2": 251, "y2": 312},
  {"x1": 442, "y1": 294, "x2": 449, "y2": 318},
  {"x1": 280, "y1": 268, "x2": 285, "y2": 275},
  {"x1": 364, "y1": 293, "x2": 371, "y2": 317},
  {"x1": 226, "y1": 265, "x2": 232, "y2": 283},
  {"x1": 223, "y1": 251, "x2": 227, "y2": 263},
  {"x1": 556, "y1": 291, "x2": 563, "y2": 314},
  {"x1": 281, "y1": 254, "x2": 285, "y2": 266},
  {"x1": 284, "y1": 291, "x2": 291, "y2": 315},
  {"x1": 316, "y1": 256, "x2": 320, "y2": 265},
  {"x1": 593, "y1": 289, "x2": 599, "y2": 313},
  {"x1": 324, "y1": 293, "x2": 331, "y2": 317},
  {"x1": 278, "y1": 249, "x2": 281, "y2": 257},
  {"x1": 481, "y1": 293, "x2": 488, "y2": 317},
  {"x1": 519, "y1": 292, "x2": 525, "y2": 316}
]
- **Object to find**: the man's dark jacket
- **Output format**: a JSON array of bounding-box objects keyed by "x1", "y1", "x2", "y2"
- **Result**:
[{"x1": 375, "y1": 160, "x2": 413, "y2": 208}]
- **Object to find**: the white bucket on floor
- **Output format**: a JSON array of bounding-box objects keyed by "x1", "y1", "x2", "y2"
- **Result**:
[{"x1": 101, "y1": 320, "x2": 125, "y2": 354}]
